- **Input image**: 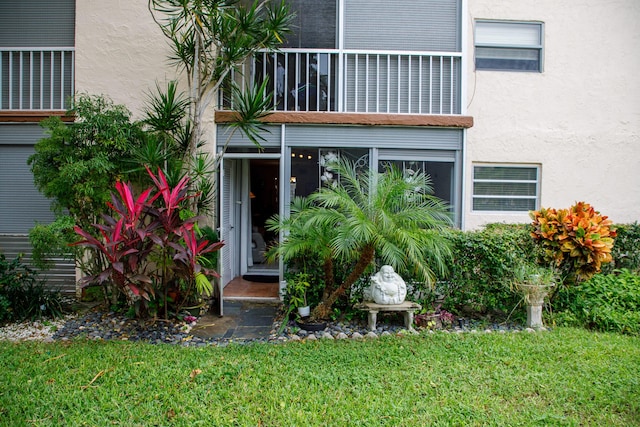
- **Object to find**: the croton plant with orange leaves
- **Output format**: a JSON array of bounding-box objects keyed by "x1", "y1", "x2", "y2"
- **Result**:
[{"x1": 530, "y1": 201, "x2": 617, "y2": 282}]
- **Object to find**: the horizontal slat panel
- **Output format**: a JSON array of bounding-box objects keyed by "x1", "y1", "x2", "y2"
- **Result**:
[
  {"x1": 286, "y1": 125, "x2": 462, "y2": 150},
  {"x1": 0, "y1": 0, "x2": 75, "y2": 47},
  {"x1": 0, "y1": 234, "x2": 76, "y2": 294},
  {"x1": 344, "y1": 0, "x2": 460, "y2": 52},
  {"x1": 0, "y1": 142, "x2": 56, "y2": 233}
]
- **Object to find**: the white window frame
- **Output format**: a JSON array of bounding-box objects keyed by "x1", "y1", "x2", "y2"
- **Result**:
[
  {"x1": 472, "y1": 164, "x2": 540, "y2": 212},
  {"x1": 474, "y1": 20, "x2": 544, "y2": 72}
]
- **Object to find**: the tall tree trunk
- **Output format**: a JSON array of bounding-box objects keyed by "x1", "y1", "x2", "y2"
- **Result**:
[{"x1": 313, "y1": 244, "x2": 375, "y2": 319}]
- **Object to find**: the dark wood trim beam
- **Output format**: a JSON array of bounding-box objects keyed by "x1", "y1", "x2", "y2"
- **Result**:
[
  {"x1": 215, "y1": 111, "x2": 473, "y2": 128},
  {"x1": 0, "y1": 111, "x2": 74, "y2": 123}
]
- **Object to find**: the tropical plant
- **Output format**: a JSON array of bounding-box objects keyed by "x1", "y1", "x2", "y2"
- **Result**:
[
  {"x1": 265, "y1": 196, "x2": 337, "y2": 303},
  {"x1": 27, "y1": 94, "x2": 147, "y2": 278},
  {"x1": 136, "y1": 81, "x2": 219, "y2": 215},
  {"x1": 270, "y1": 159, "x2": 453, "y2": 320},
  {"x1": 148, "y1": 0, "x2": 293, "y2": 152},
  {"x1": 146, "y1": 1, "x2": 294, "y2": 214},
  {"x1": 530, "y1": 201, "x2": 617, "y2": 284},
  {"x1": 72, "y1": 167, "x2": 223, "y2": 318},
  {"x1": 286, "y1": 272, "x2": 310, "y2": 310},
  {"x1": 0, "y1": 253, "x2": 66, "y2": 322},
  {"x1": 553, "y1": 269, "x2": 640, "y2": 335}
]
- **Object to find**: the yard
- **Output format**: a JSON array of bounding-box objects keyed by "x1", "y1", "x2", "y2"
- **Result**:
[{"x1": 1, "y1": 327, "x2": 638, "y2": 426}]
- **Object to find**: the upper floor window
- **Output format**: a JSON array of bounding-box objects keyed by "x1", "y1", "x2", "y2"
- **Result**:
[
  {"x1": 474, "y1": 20, "x2": 543, "y2": 72},
  {"x1": 282, "y1": 0, "x2": 337, "y2": 49},
  {"x1": 472, "y1": 165, "x2": 539, "y2": 212}
]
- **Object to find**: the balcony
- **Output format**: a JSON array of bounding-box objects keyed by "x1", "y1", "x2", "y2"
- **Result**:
[
  {"x1": 0, "y1": 47, "x2": 74, "y2": 112},
  {"x1": 219, "y1": 49, "x2": 462, "y2": 116}
]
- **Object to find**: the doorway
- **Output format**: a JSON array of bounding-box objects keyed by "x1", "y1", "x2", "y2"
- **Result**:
[
  {"x1": 247, "y1": 159, "x2": 279, "y2": 274},
  {"x1": 220, "y1": 158, "x2": 280, "y2": 291}
]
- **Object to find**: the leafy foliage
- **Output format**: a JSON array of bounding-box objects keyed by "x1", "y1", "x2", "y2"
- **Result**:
[
  {"x1": 148, "y1": 0, "x2": 294, "y2": 154},
  {"x1": 0, "y1": 254, "x2": 65, "y2": 322},
  {"x1": 530, "y1": 201, "x2": 616, "y2": 283},
  {"x1": 268, "y1": 159, "x2": 453, "y2": 319},
  {"x1": 28, "y1": 216, "x2": 77, "y2": 270},
  {"x1": 72, "y1": 167, "x2": 223, "y2": 318},
  {"x1": 553, "y1": 269, "x2": 640, "y2": 335},
  {"x1": 440, "y1": 224, "x2": 540, "y2": 320},
  {"x1": 602, "y1": 222, "x2": 640, "y2": 274},
  {"x1": 28, "y1": 94, "x2": 145, "y2": 227},
  {"x1": 27, "y1": 95, "x2": 147, "y2": 279}
]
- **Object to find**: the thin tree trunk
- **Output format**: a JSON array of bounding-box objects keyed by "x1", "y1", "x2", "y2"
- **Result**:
[
  {"x1": 321, "y1": 256, "x2": 335, "y2": 302},
  {"x1": 313, "y1": 244, "x2": 375, "y2": 319}
]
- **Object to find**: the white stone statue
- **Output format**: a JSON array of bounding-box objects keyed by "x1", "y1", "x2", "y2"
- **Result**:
[{"x1": 364, "y1": 265, "x2": 407, "y2": 305}]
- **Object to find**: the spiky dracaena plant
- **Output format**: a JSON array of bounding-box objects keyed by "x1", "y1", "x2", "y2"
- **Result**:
[
  {"x1": 530, "y1": 201, "x2": 617, "y2": 285},
  {"x1": 147, "y1": 1, "x2": 294, "y2": 204},
  {"x1": 72, "y1": 167, "x2": 223, "y2": 317},
  {"x1": 271, "y1": 159, "x2": 454, "y2": 320}
]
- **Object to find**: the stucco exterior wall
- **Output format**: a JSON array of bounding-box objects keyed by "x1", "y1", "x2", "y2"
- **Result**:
[
  {"x1": 75, "y1": 1, "x2": 181, "y2": 119},
  {"x1": 464, "y1": 0, "x2": 640, "y2": 229},
  {"x1": 75, "y1": 1, "x2": 640, "y2": 230}
]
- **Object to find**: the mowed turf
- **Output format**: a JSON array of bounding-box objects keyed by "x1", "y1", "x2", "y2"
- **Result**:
[{"x1": 0, "y1": 327, "x2": 638, "y2": 426}]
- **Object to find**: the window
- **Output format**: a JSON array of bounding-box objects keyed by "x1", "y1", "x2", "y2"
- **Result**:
[
  {"x1": 472, "y1": 165, "x2": 539, "y2": 212},
  {"x1": 475, "y1": 20, "x2": 543, "y2": 72}
]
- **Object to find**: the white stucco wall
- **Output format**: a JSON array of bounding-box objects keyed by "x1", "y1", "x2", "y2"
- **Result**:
[
  {"x1": 75, "y1": 1, "x2": 181, "y2": 119},
  {"x1": 75, "y1": 1, "x2": 640, "y2": 230},
  {"x1": 464, "y1": 0, "x2": 640, "y2": 229}
]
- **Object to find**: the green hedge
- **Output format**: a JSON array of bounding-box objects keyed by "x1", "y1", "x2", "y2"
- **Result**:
[
  {"x1": 553, "y1": 269, "x2": 640, "y2": 335},
  {"x1": 438, "y1": 224, "x2": 541, "y2": 320},
  {"x1": 438, "y1": 222, "x2": 640, "y2": 323},
  {"x1": 602, "y1": 222, "x2": 640, "y2": 274}
]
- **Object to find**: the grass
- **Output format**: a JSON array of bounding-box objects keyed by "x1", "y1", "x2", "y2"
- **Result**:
[{"x1": 0, "y1": 328, "x2": 638, "y2": 426}]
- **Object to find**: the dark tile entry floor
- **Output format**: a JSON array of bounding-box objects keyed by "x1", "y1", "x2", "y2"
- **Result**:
[{"x1": 190, "y1": 301, "x2": 279, "y2": 340}]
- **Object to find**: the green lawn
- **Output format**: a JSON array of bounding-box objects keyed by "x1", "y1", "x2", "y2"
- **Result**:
[{"x1": 1, "y1": 328, "x2": 638, "y2": 426}]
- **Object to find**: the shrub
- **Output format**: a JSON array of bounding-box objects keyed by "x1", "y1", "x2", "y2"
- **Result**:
[
  {"x1": 439, "y1": 224, "x2": 541, "y2": 320},
  {"x1": 602, "y1": 222, "x2": 640, "y2": 274},
  {"x1": 530, "y1": 202, "x2": 616, "y2": 283},
  {"x1": 72, "y1": 167, "x2": 223, "y2": 318},
  {"x1": 553, "y1": 269, "x2": 640, "y2": 335},
  {"x1": 0, "y1": 254, "x2": 65, "y2": 322}
]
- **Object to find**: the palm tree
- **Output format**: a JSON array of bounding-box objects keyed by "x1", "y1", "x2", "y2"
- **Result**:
[
  {"x1": 272, "y1": 159, "x2": 454, "y2": 319},
  {"x1": 265, "y1": 196, "x2": 337, "y2": 302}
]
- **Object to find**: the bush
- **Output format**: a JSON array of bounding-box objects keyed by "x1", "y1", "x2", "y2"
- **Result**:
[
  {"x1": 553, "y1": 269, "x2": 640, "y2": 335},
  {"x1": 72, "y1": 167, "x2": 223, "y2": 318},
  {"x1": 602, "y1": 222, "x2": 640, "y2": 274},
  {"x1": 0, "y1": 254, "x2": 65, "y2": 322},
  {"x1": 530, "y1": 202, "x2": 616, "y2": 283},
  {"x1": 439, "y1": 224, "x2": 541, "y2": 320}
]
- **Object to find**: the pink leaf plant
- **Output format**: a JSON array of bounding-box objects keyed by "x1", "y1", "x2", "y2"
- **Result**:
[{"x1": 73, "y1": 167, "x2": 223, "y2": 317}]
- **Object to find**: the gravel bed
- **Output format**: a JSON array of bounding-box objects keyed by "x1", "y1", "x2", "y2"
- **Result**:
[
  {"x1": 0, "y1": 315, "x2": 76, "y2": 342},
  {"x1": 1, "y1": 309, "x2": 535, "y2": 346}
]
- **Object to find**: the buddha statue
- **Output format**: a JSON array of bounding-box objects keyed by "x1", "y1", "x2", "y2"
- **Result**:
[{"x1": 364, "y1": 265, "x2": 407, "y2": 305}]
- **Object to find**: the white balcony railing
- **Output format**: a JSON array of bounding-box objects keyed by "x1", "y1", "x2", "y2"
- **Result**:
[
  {"x1": 0, "y1": 48, "x2": 75, "y2": 111},
  {"x1": 220, "y1": 49, "x2": 462, "y2": 115}
]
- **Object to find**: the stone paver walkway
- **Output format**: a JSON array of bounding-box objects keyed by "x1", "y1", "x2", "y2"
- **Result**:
[{"x1": 191, "y1": 301, "x2": 279, "y2": 340}]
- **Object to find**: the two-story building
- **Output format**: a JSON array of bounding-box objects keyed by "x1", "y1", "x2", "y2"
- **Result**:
[
  {"x1": 0, "y1": 0, "x2": 76, "y2": 291},
  {"x1": 2, "y1": 1, "x2": 639, "y2": 293}
]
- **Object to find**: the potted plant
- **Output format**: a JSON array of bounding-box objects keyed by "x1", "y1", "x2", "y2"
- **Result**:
[
  {"x1": 511, "y1": 263, "x2": 556, "y2": 329},
  {"x1": 287, "y1": 273, "x2": 311, "y2": 317}
]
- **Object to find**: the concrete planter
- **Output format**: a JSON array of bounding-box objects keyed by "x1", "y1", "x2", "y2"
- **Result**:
[{"x1": 517, "y1": 283, "x2": 554, "y2": 329}]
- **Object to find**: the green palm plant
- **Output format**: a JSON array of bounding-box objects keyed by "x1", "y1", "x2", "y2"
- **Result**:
[
  {"x1": 265, "y1": 196, "x2": 337, "y2": 301},
  {"x1": 270, "y1": 159, "x2": 454, "y2": 319}
]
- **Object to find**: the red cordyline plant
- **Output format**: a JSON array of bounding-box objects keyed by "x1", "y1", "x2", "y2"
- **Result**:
[
  {"x1": 529, "y1": 201, "x2": 616, "y2": 284},
  {"x1": 72, "y1": 167, "x2": 223, "y2": 318}
]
